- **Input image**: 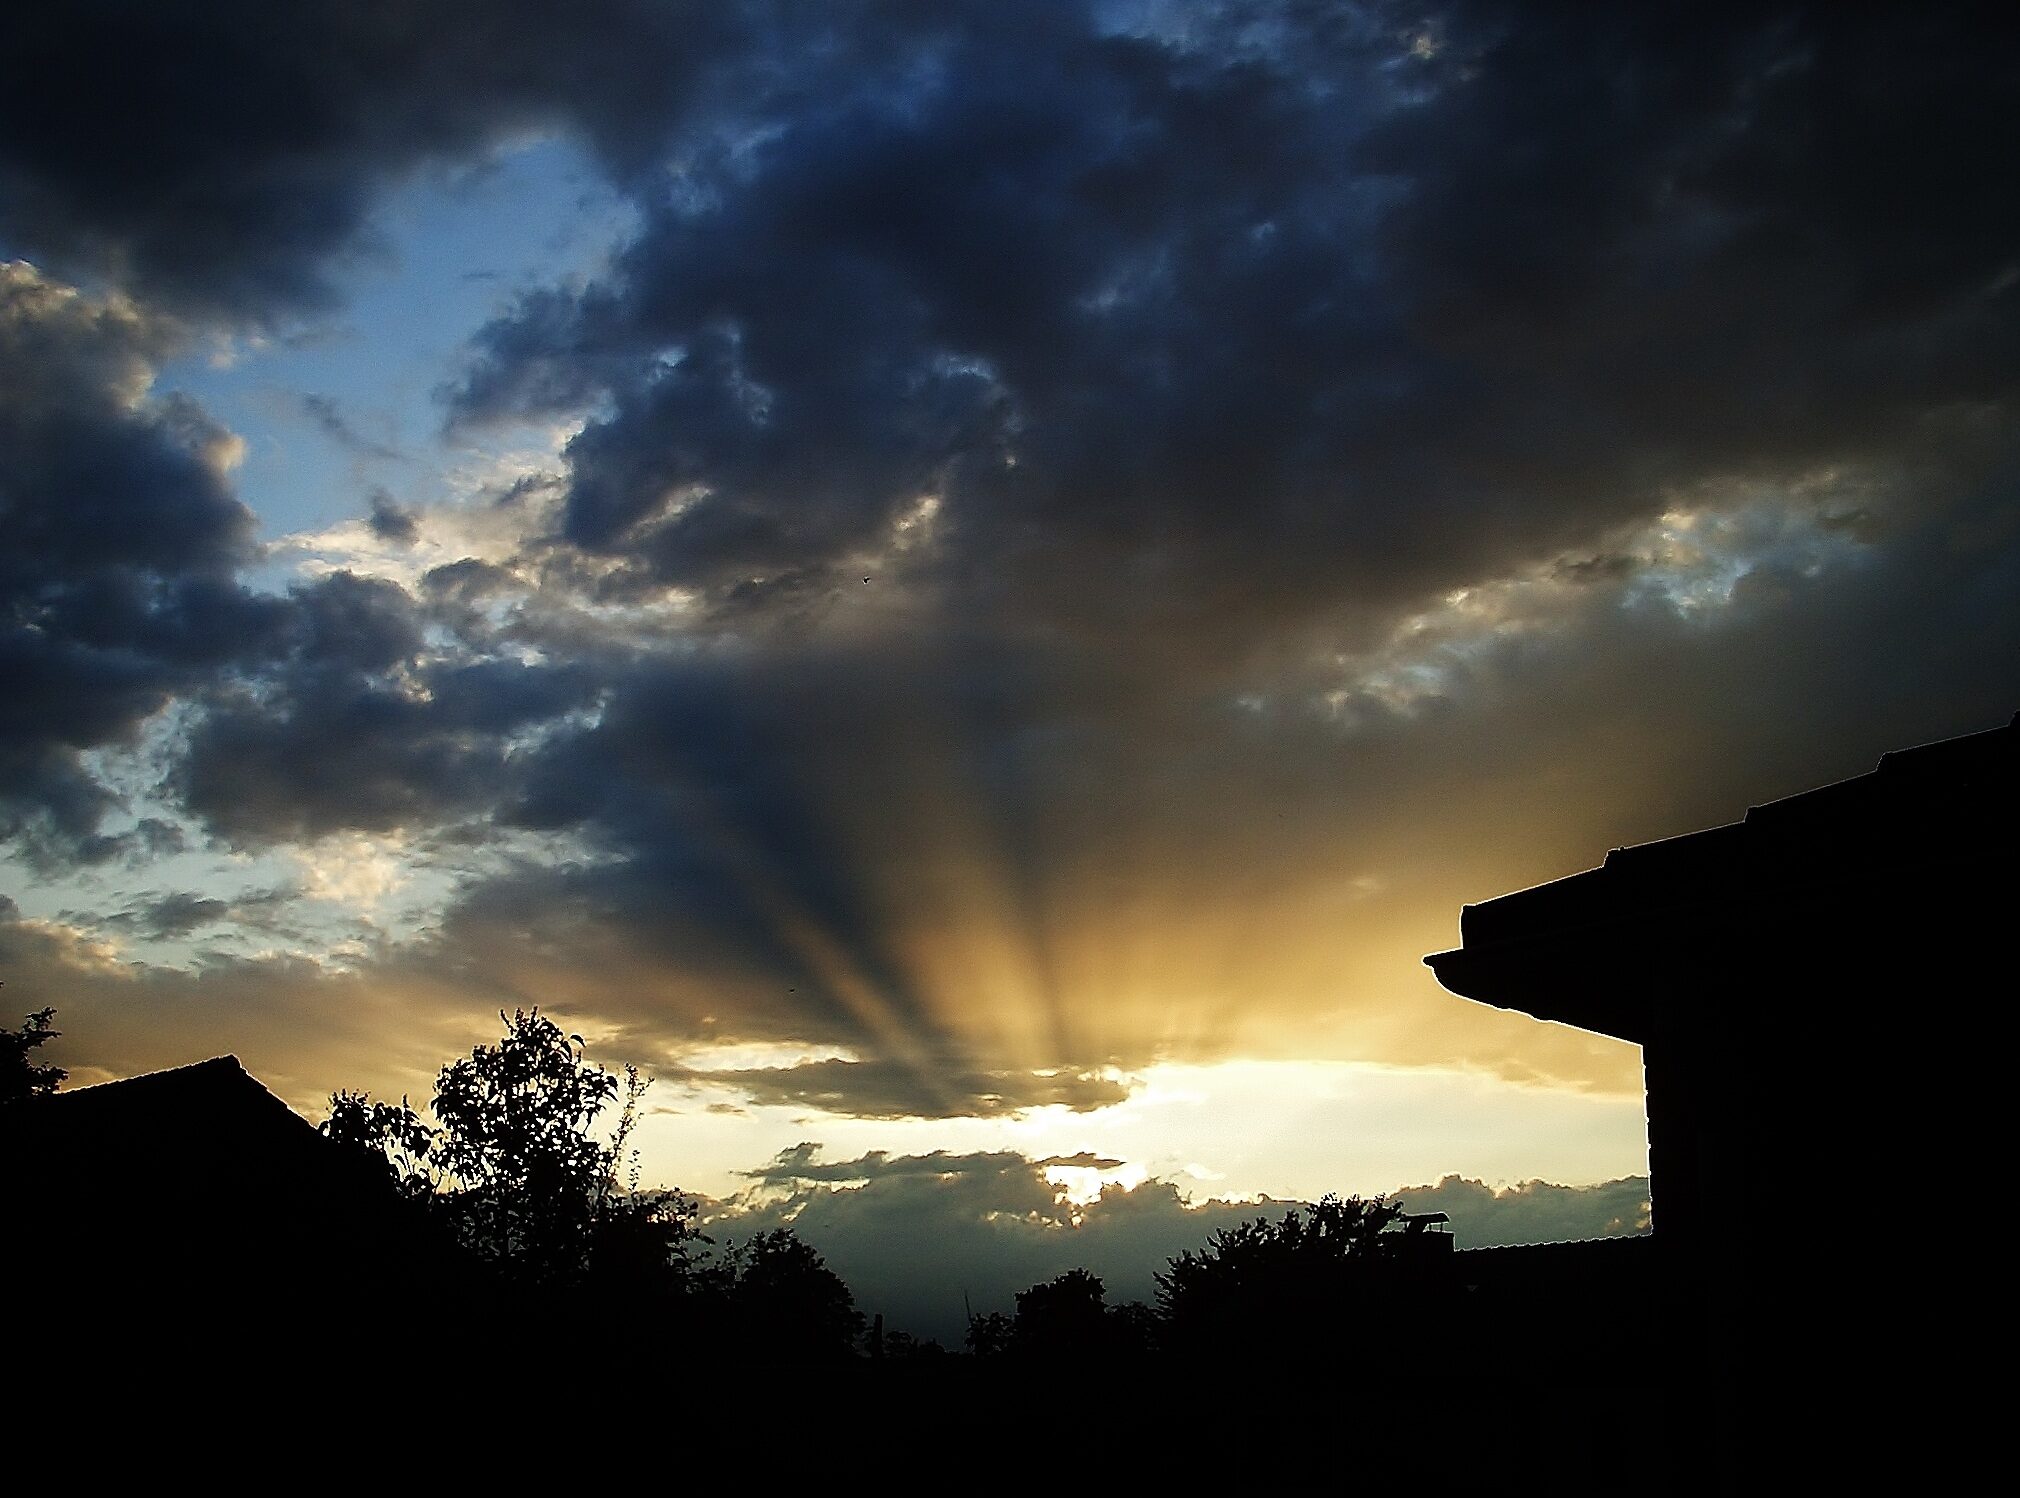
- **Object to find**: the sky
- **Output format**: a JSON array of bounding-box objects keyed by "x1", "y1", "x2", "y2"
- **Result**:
[{"x1": 2, "y1": 2, "x2": 2016, "y2": 1322}]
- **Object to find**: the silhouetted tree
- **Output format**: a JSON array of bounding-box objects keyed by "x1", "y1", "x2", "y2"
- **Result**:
[
  {"x1": 714, "y1": 1228, "x2": 864, "y2": 1359},
  {"x1": 1005, "y1": 1269, "x2": 1159, "y2": 1360},
  {"x1": 428, "y1": 1009, "x2": 620, "y2": 1281},
  {"x1": 321, "y1": 1089, "x2": 435, "y2": 1200},
  {"x1": 322, "y1": 1010, "x2": 697, "y2": 1293},
  {"x1": 1157, "y1": 1193, "x2": 1409, "y2": 1353},
  {"x1": 1107, "y1": 1299, "x2": 1162, "y2": 1358},
  {"x1": 965, "y1": 1309, "x2": 1014, "y2": 1358},
  {"x1": 1, "y1": 1008, "x2": 64, "y2": 1107},
  {"x1": 1014, "y1": 1267, "x2": 1109, "y2": 1356},
  {"x1": 585, "y1": 1063, "x2": 702, "y2": 1309}
]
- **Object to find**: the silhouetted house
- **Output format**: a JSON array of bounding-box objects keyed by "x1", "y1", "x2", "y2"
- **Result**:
[
  {"x1": 1425, "y1": 712, "x2": 2017, "y2": 1381},
  {"x1": 1, "y1": 1055, "x2": 474, "y2": 1348}
]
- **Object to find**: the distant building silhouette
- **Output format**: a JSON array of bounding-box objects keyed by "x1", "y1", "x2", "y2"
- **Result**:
[
  {"x1": 1425, "y1": 711, "x2": 2017, "y2": 1410},
  {"x1": 1388, "y1": 1208, "x2": 1454, "y2": 1260}
]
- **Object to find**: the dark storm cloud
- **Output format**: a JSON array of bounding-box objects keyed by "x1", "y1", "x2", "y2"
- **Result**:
[
  {"x1": 1035, "y1": 1152, "x2": 1128, "y2": 1171},
  {"x1": 16, "y1": 0, "x2": 2015, "y2": 864},
  {"x1": 288, "y1": 571, "x2": 424, "y2": 671},
  {"x1": 448, "y1": 1, "x2": 2020, "y2": 656},
  {"x1": 91, "y1": 884, "x2": 301, "y2": 942},
  {"x1": 420, "y1": 557, "x2": 518, "y2": 603},
  {"x1": 425, "y1": 0, "x2": 2020, "y2": 1098},
  {"x1": 0, "y1": 0, "x2": 742, "y2": 322},
  {"x1": 674, "y1": 1055, "x2": 1130, "y2": 1120},
  {"x1": 490, "y1": 647, "x2": 973, "y2": 1021},
  {"x1": 380, "y1": 471, "x2": 2020, "y2": 1097},
  {"x1": 399, "y1": 631, "x2": 1192, "y2": 1104},
  {"x1": 7, "y1": 1, "x2": 2017, "y2": 1118},
  {"x1": 113, "y1": 892, "x2": 230, "y2": 939},
  {"x1": 1351, "y1": 474, "x2": 2020, "y2": 848},
  {"x1": 448, "y1": 1, "x2": 1397, "y2": 625},
  {"x1": 740, "y1": 1144, "x2": 1043, "y2": 1186},
  {"x1": 365, "y1": 491, "x2": 421, "y2": 545},
  {"x1": 173, "y1": 571, "x2": 601, "y2": 844},
  {"x1": 0, "y1": 263, "x2": 289, "y2": 866}
]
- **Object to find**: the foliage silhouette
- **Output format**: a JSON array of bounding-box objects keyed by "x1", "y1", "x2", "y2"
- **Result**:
[
  {"x1": 1156, "y1": 1193, "x2": 1412, "y2": 1353},
  {"x1": 879, "y1": 1328, "x2": 947, "y2": 1359},
  {"x1": 999, "y1": 1268, "x2": 1158, "y2": 1360},
  {"x1": 321, "y1": 1088, "x2": 435, "y2": 1200},
  {"x1": 2, "y1": 1008, "x2": 65, "y2": 1106},
  {"x1": 705, "y1": 1227, "x2": 864, "y2": 1360},
  {"x1": 9, "y1": 1009, "x2": 1656, "y2": 1406},
  {"x1": 322, "y1": 1009, "x2": 697, "y2": 1294},
  {"x1": 1014, "y1": 1267, "x2": 1108, "y2": 1355},
  {"x1": 964, "y1": 1308, "x2": 1014, "y2": 1357},
  {"x1": 311, "y1": 1021, "x2": 1477, "y2": 1369},
  {"x1": 1106, "y1": 1299, "x2": 1162, "y2": 1358},
  {"x1": 431, "y1": 1008, "x2": 623, "y2": 1281}
]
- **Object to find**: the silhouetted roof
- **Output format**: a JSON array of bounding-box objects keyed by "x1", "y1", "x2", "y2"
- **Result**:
[
  {"x1": 1453, "y1": 1234, "x2": 1656, "y2": 1293},
  {"x1": 2, "y1": 1055, "x2": 476, "y2": 1334},
  {"x1": 1457, "y1": 1234, "x2": 1652, "y2": 1263},
  {"x1": 1425, "y1": 713, "x2": 2019, "y2": 1040},
  {"x1": 9, "y1": 1052, "x2": 377, "y2": 1215},
  {"x1": 21, "y1": 1052, "x2": 303, "y2": 1135},
  {"x1": 3, "y1": 1052, "x2": 381, "y2": 1196}
]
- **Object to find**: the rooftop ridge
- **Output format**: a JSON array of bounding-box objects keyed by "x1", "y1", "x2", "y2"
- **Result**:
[
  {"x1": 1455, "y1": 1233, "x2": 1652, "y2": 1254},
  {"x1": 54, "y1": 1054, "x2": 249, "y2": 1093},
  {"x1": 1446, "y1": 709, "x2": 2016, "y2": 949}
]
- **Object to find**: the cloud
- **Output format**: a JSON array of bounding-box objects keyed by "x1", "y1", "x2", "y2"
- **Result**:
[
  {"x1": 365, "y1": 492, "x2": 421, "y2": 544},
  {"x1": 0, "y1": 895, "x2": 490, "y2": 1108},
  {"x1": 1391, "y1": 1175, "x2": 1651, "y2": 1247},
  {"x1": 170, "y1": 570, "x2": 601, "y2": 845},
  {"x1": 444, "y1": 3, "x2": 2019, "y2": 661},
  {"x1": 706, "y1": 1143, "x2": 1262, "y2": 1341},
  {"x1": 1035, "y1": 1152, "x2": 1127, "y2": 1171},
  {"x1": 0, "y1": 0, "x2": 734, "y2": 323},
  {"x1": 369, "y1": 7, "x2": 2019, "y2": 1104},
  {"x1": 301, "y1": 395, "x2": 407, "y2": 464},
  {"x1": 110, "y1": 892, "x2": 230, "y2": 939},
  {"x1": 705, "y1": 1142, "x2": 1651, "y2": 1343},
  {"x1": 672, "y1": 1055, "x2": 1131, "y2": 1120},
  {"x1": 5, "y1": 3, "x2": 2017, "y2": 1140},
  {"x1": 89, "y1": 885, "x2": 304, "y2": 944},
  {"x1": 0, "y1": 262, "x2": 283, "y2": 866},
  {"x1": 153, "y1": 481, "x2": 2011, "y2": 1096},
  {"x1": 739, "y1": 1143, "x2": 1024, "y2": 1186}
]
